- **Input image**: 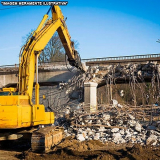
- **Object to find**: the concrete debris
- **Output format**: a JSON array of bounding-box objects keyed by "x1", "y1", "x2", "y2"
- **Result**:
[
  {"x1": 146, "y1": 134, "x2": 157, "y2": 145},
  {"x1": 111, "y1": 99, "x2": 118, "y2": 107},
  {"x1": 103, "y1": 114, "x2": 110, "y2": 121},
  {"x1": 117, "y1": 104, "x2": 123, "y2": 108},
  {"x1": 128, "y1": 120, "x2": 136, "y2": 127},
  {"x1": 42, "y1": 62, "x2": 160, "y2": 147},
  {"x1": 112, "y1": 133, "x2": 122, "y2": 144},
  {"x1": 128, "y1": 114, "x2": 135, "y2": 120},
  {"x1": 86, "y1": 62, "x2": 160, "y2": 85},
  {"x1": 55, "y1": 104, "x2": 160, "y2": 146},
  {"x1": 119, "y1": 129, "x2": 125, "y2": 135},
  {"x1": 111, "y1": 128, "x2": 119, "y2": 133},
  {"x1": 106, "y1": 121, "x2": 111, "y2": 126},
  {"x1": 135, "y1": 122, "x2": 142, "y2": 132},
  {"x1": 77, "y1": 134, "x2": 85, "y2": 141}
]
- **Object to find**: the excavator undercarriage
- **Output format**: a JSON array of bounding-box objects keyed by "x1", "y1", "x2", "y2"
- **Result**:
[
  {"x1": 0, "y1": 126, "x2": 64, "y2": 152},
  {"x1": 31, "y1": 126, "x2": 64, "y2": 152}
]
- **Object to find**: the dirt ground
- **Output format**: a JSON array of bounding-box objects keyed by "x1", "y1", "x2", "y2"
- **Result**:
[{"x1": 0, "y1": 137, "x2": 160, "y2": 160}]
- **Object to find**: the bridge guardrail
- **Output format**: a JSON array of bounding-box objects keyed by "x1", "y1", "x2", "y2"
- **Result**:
[{"x1": 82, "y1": 53, "x2": 160, "y2": 62}]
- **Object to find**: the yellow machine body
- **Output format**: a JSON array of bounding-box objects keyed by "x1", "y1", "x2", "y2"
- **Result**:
[
  {"x1": 0, "y1": 6, "x2": 84, "y2": 131},
  {"x1": 0, "y1": 95, "x2": 54, "y2": 129}
]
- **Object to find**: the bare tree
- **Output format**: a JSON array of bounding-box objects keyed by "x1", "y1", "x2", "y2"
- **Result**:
[
  {"x1": 22, "y1": 31, "x2": 79, "y2": 63},
  {"x1": 39, "y1": 32, "x2": 65, "y2": 63}
]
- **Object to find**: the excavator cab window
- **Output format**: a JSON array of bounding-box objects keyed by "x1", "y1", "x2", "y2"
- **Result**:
[
  {"x1": 0, "y1": 91, "x2": 18, "y2": 96},
  {"x1": 0, "y1": 92, "x2": 9, "y2": 96}
]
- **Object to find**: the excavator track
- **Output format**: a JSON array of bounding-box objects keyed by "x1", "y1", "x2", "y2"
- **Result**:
[{"x1": 31, "y1": 126, "x2": 64, "y2": 152}]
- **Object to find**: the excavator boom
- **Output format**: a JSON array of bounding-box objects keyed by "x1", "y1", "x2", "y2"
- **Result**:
[{"x1": 19, "y1": 5, "x2": 85, "y2": 98}]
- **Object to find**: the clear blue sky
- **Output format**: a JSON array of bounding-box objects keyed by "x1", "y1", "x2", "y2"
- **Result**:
[{"x1": 0, "y1": 0, "x2": 160, "y2": 65}]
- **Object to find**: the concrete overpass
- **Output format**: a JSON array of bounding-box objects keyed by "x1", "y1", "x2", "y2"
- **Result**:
[
  {"x1": 0, "y1": 53, "x2": 160, "y2": 88},
  {"x1": 0, "y1": 62, "x2": 79, "y2": 88}
]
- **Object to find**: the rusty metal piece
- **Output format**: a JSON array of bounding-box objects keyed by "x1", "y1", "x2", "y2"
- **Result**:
[{"x1": 31, "y1": 126, "x2": 63, "y2": 152}]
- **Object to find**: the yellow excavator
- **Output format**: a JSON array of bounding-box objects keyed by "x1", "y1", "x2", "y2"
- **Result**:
[{"x1": 0, "y1": 5, "x2": 86, "y2": 152}]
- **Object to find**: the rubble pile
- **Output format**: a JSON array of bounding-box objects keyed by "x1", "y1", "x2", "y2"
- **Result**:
[
  {"x1": 87, "y1": 62, "x2": 160, "y2": 84},
  {"x1": 61, "y1": 107, "x2": 160, "y2": 146}
]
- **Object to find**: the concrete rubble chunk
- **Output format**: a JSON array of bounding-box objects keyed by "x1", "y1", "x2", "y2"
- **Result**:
[
  {"x1": 77, "y1": 134, "x2": 85, "y2": 141},
  {"x1": 125, "y1": 133, "x2": 132, "y2": 139},
  {"x1": 146, "y1": 134, "x2": 157, "y2": 146},
  {"x1": 111, "y1": 128, "x2": 119, "y2": 133},
  {"x1": 99, "y1": 126, "x2": 105, "y2": 132},
  {"x1": 81, "y1": 122, "x2": 85, "y2": 125},
  {"x1": 117, "y1": 104, "x2": 123, "y2": 108},
  {"x1": 112, "y1": 133, "x2": 122, "y2": 144},
  {"x1": 150, "y1": 130, "x2": 160, "y2": 136},
  {"x1": 119, "y1": 129, "x2": 125, "y2": 135},
  {"x1": 88, "y1": 131, "x2": 93, "y2": 136},
  {"x1": 135, "y1": 122, "x2": 142, "y2": 132},
  {"x1": 106, "y1": 121, "x2": 111, "y2": 126},
  {"x1": 141, "y1": 134, "x2": 146, "y2": 141},
  {"x1": 94, "y1": 133, "x2": 100, "y2": 140},
  {"x1": 133, "y1": 132, "x2": 138, "y2": 135},
  {"x1": 78, "y1": 128, "x2": 83, "y2": 133},
  {"x1": 111, "y1": 99, "x2": 118, "y2": 107},
  {"x1": 96, "y1": 119, "x2": 101, "y2": 124},
  {"x1": 103, "y1": 114, "x2": 110, "y2": 121},
  {"x1": 88, "y1": 120, "x2": 92, "y2": 124},
  {"x1": 86, "y1": 127, "x2": 91, "y2": 132},
  {"x1": 128, "y1": 114, "x2": 135, "y2": 120},
  {"x1": 128, "y1": 120, "x2": 136, "y2": 127}
]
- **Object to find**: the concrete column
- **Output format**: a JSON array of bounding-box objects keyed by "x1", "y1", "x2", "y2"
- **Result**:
[{"x1": 84, "y1": 82, "x2": 98, "y2": 112}]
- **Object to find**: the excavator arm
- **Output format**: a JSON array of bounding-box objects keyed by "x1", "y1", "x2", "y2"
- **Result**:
[{"x1": 19, "y1": 5, "x2": 85, "y2": 99}]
